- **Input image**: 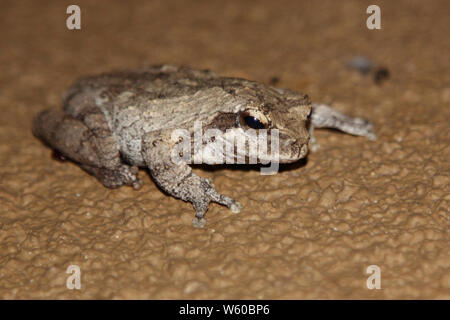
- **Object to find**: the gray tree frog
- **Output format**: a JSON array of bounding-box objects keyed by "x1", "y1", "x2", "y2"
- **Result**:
[{"x1": 33, "y1": 65, "x2": 375, "y2": 227}]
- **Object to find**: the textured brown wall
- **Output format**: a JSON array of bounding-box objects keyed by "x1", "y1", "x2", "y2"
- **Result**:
[{"x1": 0, "y1": 0, "x2": 448, "y2": 299}]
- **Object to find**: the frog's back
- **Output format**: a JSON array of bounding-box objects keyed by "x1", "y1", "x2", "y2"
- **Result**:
[
  {"x1": 70, "y1": 65, "x2": 222, "y2": 100},
  {"x1": 61, "y1": 65, "x2": 240, "y2": 164},
  {"x1": 64, "y1": 64, "x2": 227, "y2": 121}
]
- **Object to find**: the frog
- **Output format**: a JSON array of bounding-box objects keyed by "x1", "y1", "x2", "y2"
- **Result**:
[{"x1": 33, "y1": 65, "x2": 376, "y2": 227}]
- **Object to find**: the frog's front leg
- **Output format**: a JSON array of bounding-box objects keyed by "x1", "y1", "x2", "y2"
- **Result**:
[
  {"x1": 309, "y1": 103, "x2": 377, "y2": 152},
  {"x1": 141, "y1": 131, "x2": 242, "y2": 228}
]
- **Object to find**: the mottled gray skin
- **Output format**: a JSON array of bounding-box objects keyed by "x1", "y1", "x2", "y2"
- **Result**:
[{"x1": 33, "y1": 65, "x2": 375, "y2": 228}]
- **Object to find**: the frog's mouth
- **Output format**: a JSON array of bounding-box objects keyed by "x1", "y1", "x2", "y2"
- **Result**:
[
  {"x1": 202, "y1": 129, "x2": 307, "y2": 164},
  {"x1": 287, "y1": 142, "x2": 309, "y2": 161},
  {"x1": 223, "y1": 142, "x2": 308, "y2": 165},
  {"x1": 266, "y1": 143, "x2": 309, "y2": 164}
]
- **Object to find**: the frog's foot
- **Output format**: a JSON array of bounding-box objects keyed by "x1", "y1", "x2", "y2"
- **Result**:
[
  {"x1": 228, "y1": 200, "x2": 243, "y2": 214},
  {"x1": 205, "y1": 185, "x2": 242, "y2": 214},
  {"x1": 189, "y1": 190, "x2": 241, "y2": 228},
  {"x1": 192, "y1": 216, "x2": 207, "y2": 228},
  {"x1": 142, "y1": 130, "x2": 243, "y2": 228},
  {"x1": 190, "y1": 197, "x2": 241, "y2": 229},
  {"x1": 81, "y1": 164, "x2": 142, "y2": 189}
]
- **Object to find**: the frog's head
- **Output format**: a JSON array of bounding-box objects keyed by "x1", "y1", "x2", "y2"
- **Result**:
[{"x1": 201, "y1": 81, "x2": 311, "y2": 165}]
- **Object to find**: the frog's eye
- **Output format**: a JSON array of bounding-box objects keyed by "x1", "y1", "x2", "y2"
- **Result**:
[{"x1": 240, "y1": 110, "x2": 269, "y2": 129}]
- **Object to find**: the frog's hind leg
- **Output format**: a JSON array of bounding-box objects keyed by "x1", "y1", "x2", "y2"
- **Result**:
[
  {"x1": 33, "y1": 109, "x2": 142, "y2": 189},
  {"x1": 79, "y1": 163, "x2": 141, "y2": 189}
]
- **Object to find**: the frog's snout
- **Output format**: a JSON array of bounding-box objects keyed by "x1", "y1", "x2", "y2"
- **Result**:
[{"x1": 290, "y1": 140, "x2": 309, "y2": 160}]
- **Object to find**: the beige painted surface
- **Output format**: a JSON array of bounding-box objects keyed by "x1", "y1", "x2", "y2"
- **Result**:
[{"x1": 0, "y1": 0, "x2": 448, "y2": 299}]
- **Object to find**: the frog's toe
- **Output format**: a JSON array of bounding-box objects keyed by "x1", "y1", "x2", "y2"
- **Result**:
[
  {"x1": 192, "y1": 217, "x2": 207, "y2": 228},
  {"x1": 367, "y1": 131, "x2": 377, "y2": 141},
  {"x1": 132, "y1": 178, "x2": 143, "y2": 190},
  {"x1": 229, "y1": 201, "x2": 242, "y2": 214}
]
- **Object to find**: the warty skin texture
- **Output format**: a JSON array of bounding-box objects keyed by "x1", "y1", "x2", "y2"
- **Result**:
[{"x1": 33, "y1": 65, "x2": 375, "y2": 227}]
